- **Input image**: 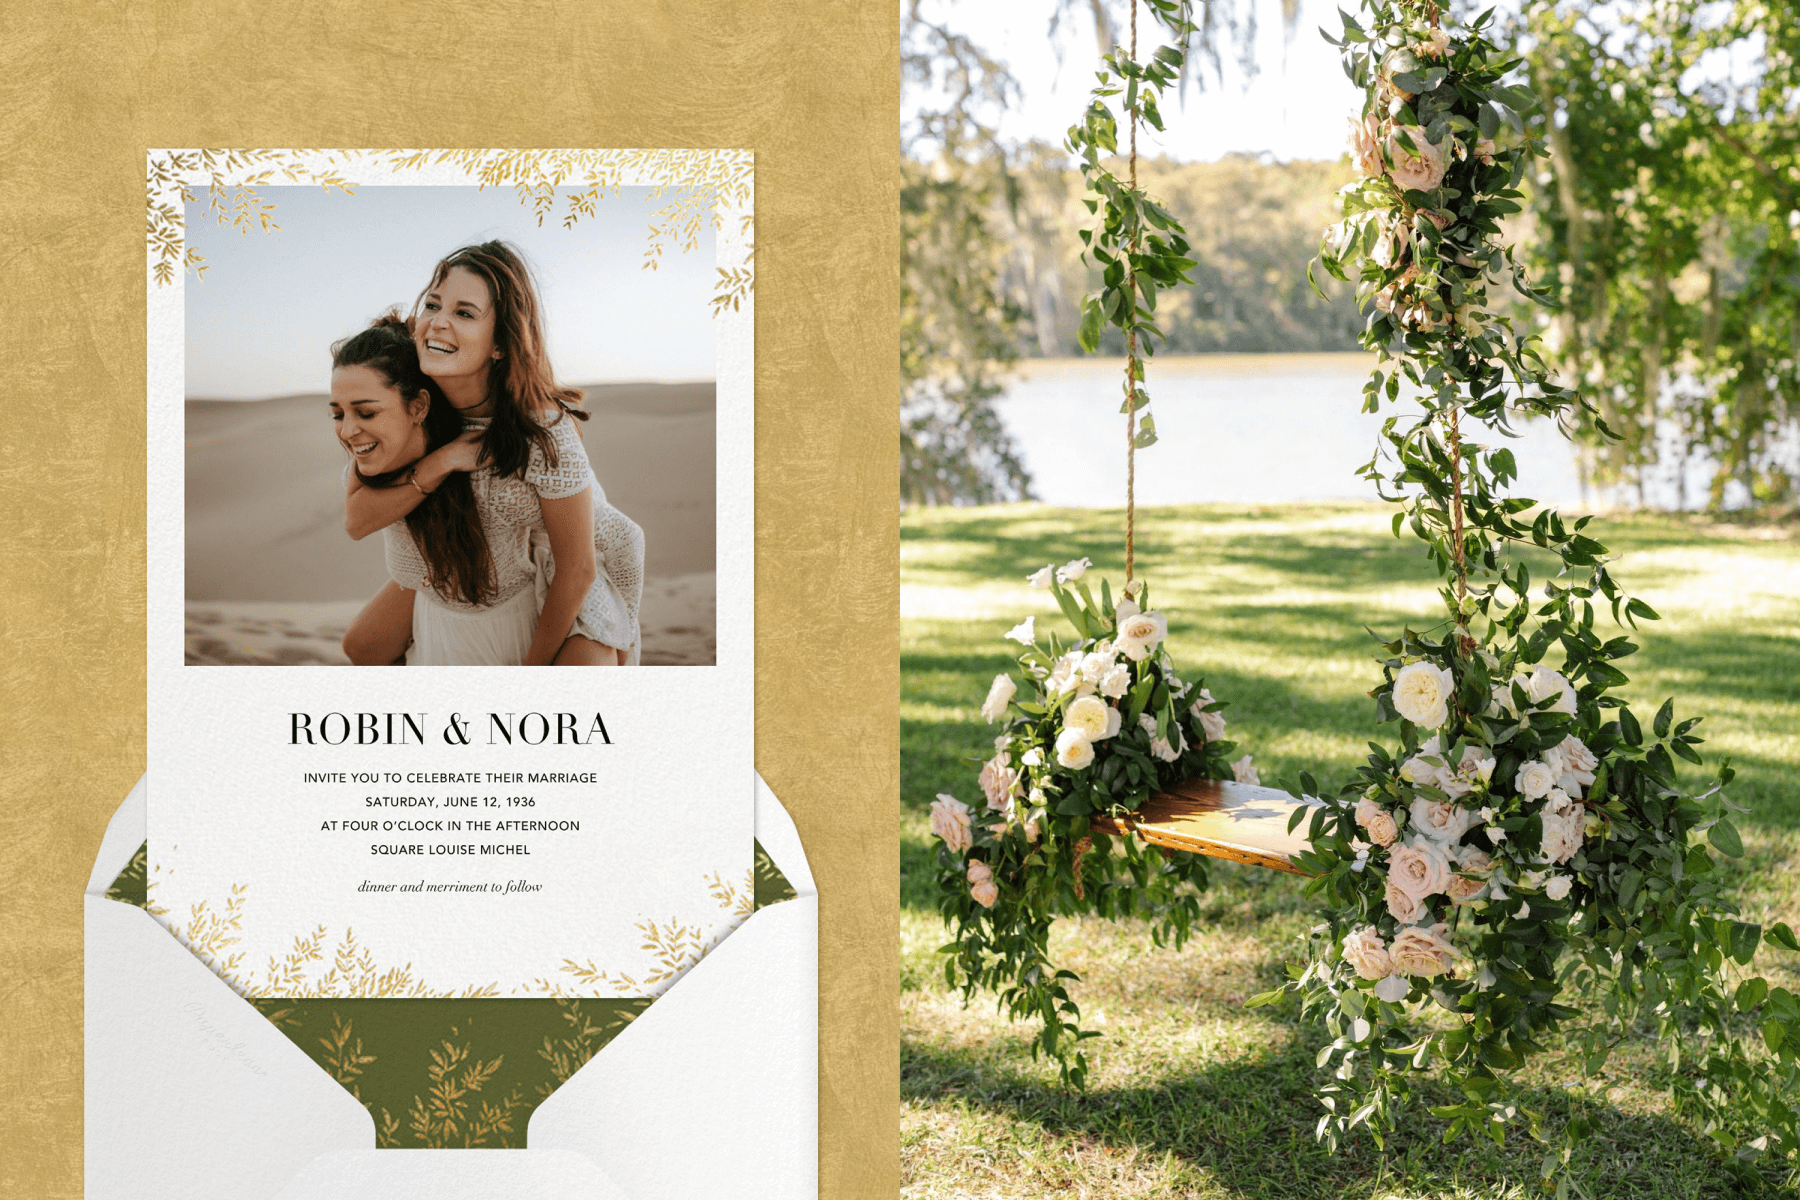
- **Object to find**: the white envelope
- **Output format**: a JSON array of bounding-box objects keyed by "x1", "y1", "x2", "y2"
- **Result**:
[{"x1": 85, "y1": 771, "x2": 817, "y2": 1200}]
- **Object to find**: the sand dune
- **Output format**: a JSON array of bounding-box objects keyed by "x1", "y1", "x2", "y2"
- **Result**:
[{"x1": 185, "y1": 382, "x2": 716, "y2": 666}]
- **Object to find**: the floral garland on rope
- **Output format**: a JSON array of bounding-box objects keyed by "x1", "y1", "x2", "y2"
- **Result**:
[
  {"x1": 929, "y1": 0, "x2": 1258, "y2": 1088},
  {"x1": 1250, "y1": 0, "x2": 1800, "y2": 1177}
]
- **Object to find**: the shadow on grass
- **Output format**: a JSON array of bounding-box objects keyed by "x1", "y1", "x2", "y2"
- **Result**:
[{"x1": 903, "y1": 1032, "x2": 1796, "y2": 1199}]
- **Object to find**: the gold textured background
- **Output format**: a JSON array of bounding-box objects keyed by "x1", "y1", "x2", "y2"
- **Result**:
[{"x1": 0, "y1": 4, "x2": 898, "y2": 1196}]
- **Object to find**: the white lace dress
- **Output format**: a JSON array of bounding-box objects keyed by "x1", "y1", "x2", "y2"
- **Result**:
[{"x1": 382, "y1": 411, "x2": 646, "y2": 666}]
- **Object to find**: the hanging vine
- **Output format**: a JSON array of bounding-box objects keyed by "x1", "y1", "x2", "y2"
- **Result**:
[
  {"x1": 928, "y1": 0, "x2": 1255, "y2": 1088},
  {"x1": 1250, "y1": 0, "x2": 1800, "y2": 1179},
  {"x1": 1067, "y1": 0, "x2": 1203, "y2": 575}
]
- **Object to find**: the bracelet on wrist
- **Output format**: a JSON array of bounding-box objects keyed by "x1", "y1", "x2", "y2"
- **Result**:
[{"x1": 409, "y1": 469, "x2": 435, "y2": 496}]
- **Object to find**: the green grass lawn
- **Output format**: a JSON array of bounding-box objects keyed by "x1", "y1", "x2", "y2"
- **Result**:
[{"x1": 902, "y1": 501, "x2": 1800, "y2": 1199}]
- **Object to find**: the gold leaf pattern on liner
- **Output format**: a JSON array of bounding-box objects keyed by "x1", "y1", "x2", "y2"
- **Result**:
[
  {"x1": 111, "y1": 847, "x2": 778, "y2": 1147},
  {"x1": 540, "y1": 866, "x2": 756, "y2": 998}
]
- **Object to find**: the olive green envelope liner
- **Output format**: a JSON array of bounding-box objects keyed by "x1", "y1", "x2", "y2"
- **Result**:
[{"x1": 85, "y1": 773, "x2": 816, "y2": 1198}]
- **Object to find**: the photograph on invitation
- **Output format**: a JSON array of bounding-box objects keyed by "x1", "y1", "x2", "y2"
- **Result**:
[{"x1": 144, "y1": 149, "x2": 754, "y2": 998}]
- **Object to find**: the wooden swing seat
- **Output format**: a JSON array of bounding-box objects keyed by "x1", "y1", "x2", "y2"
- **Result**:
[{"x1": 1091, "y1": 778, "x2": 1320, "y2": 875}]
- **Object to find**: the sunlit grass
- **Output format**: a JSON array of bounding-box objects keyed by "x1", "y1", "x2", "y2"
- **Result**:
[{"x1": 902, "y1": 501, "x2": 1800, "y2": 1199}]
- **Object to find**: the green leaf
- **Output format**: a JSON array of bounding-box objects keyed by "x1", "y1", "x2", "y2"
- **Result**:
[
  {"x1": 1768, "y1": 923, "x2": 1800, "y2": 953},
  {"x1": 1730, "y1": 921, "x2": 1762, "y2": 965},
  {"x1": 1077, "y1": 296, "x2": 1104, "y2": 353},
  {"x1": 1052, "y1": 586, "x2": 1091, "y2": 639},
  {"x1": 1738, "y1": 977, "x2": 1769, "y2": 1011},
  {"x1": 1653, "y1": 698, "x2": 1674, "y2": 740},
  {"x1": 1709, "y1": 818, "x2": 1744, "y2": 859}
]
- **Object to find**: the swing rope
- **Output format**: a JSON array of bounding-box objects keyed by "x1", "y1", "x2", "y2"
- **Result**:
[{"x1": 1124, "y1": 0, "x2": 1140, "y2": 590}]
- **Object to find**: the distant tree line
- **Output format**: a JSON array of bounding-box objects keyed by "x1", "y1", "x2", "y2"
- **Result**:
[{"x1": 903, "y1": 0, "x2": 1796, "y2": 510}]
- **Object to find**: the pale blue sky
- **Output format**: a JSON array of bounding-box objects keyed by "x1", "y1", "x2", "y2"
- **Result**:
[
  {"x1": 907, "y1": 0, "x2": 1361, "y2": 162},
  {"x1": 184, "y1": 185, "x2": 717, "y2": 399}
]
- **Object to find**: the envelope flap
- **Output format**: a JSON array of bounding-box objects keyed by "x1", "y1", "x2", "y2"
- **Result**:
[
  {"x1": 85, "y1": 896, "x2": 375, "y2": 1199},
  {"x1": 755, "y1": 770, "x2": 814, "y2": 897},
  {"x1": 530, "y1": 776, "x2": 817, "y2": 1199},
  {"x1": 86, "y1": 774, "x2": 146, "y2": 897}
]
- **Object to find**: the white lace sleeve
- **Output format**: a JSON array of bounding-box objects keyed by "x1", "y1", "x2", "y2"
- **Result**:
[{"x1": 526, "y1": 413, "x2": 594, "y2": 500}]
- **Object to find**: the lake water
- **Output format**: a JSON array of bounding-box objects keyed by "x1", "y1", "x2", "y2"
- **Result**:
[{"x1": 995, "y1": 355, "x2": 1591, "y2": 509}]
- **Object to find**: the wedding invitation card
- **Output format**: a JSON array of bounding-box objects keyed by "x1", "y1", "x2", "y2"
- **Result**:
[{"x1": 143, "y1": 149, "x2": 756, "y2": 999}]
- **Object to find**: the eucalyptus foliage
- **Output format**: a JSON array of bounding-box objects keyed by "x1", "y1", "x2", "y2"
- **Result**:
[
  {"x1": 932, "y1": 572, "x2": 1239, "y2": 1086},
  {"x1": 1250, "y1": 0, "x2": 1800, "y2": 1179},
  {"x1": 1067, "y1": 0, "x2": 1206, "y2": 450}
]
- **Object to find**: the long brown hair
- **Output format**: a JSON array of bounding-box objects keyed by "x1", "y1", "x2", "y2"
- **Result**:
[
  {"x1": 332, "y1": 312, "x2": 496, "y2": 607},
  {"x1": 412, "y1": 241, "x2": 587, "y2": 480}
]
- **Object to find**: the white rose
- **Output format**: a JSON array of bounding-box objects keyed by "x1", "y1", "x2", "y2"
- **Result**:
[
  {"x1": 1055, "y1": 727, "x2": 1095, "y2": 770},
  {"x1": 981, "y1": 674, "x2": 1016, "y2": 723},
  {"x1": 1027, "y1": 565, "x2": 1055, "y2": 589},
  {"x1": 1541, "y1": 802, "x2": 1585, "y2": 864},
  {"x1": 1385, "y1": 880, "x2": 1425, "y2": 924},
  {"x1": 1389, "y1": 924, "x2": 1458, "y2": 978},
  {"x1": 1545, "y1": 734, "x2": 1597, "y2": 796},
  {"x1": 1232, "y1": 755, "x2": 1260, "y2": 786},
  {"x1": 1527, "y1": 666, "x2": 1578, "y2": 715},
  {"x1": 1372, "y1": 218, "x2": 1412, "y2": 270},
  {"x1": 1004, "y1": 616, "x2": 1036, "y2": 645},
  {"x1": 1190, "y1": 688, "x2": 1227, "y2": 742},
  {"x1": 1398, "y1": 734, "x2": 1449, "y2": 787},
  {"x1": 1515, "y1": 760, "x2": 1556, "y2": 800},
  {"x1": 1544, "y1": 874, "x2": 1572, "y2": 901},
  {"x1": 1391, "y1": 661, "x2": 1454, "y2": 728},
  {"x1": 1388, "y1": 837, "x2": 1453, "y2": 901},
  {"x1": 1342, "y1": 927, "x2": 1392, "y2": 981},
  {"x1": 1409, "y1": 795, "x2": 1476, "y2": 846},
  {"x1": 1057, "y1": 557, "x2": 1091, "y2": 583},
  {"x1": 1045, "y1": 649, "x2": 1088, "y2": 698},
  {"x1": 1139, "y1": 713, "x2": 1181, "y2": 763},
  {"x1": 1114, "y1": 598, "x2": 1140, "y2": 623},
  {"x1": 1420, "y1": 27, "x2": 1450, "y2": 58},
  {"x1": 1099, "y1": 705, "x2": 1122, "y2": 741},
  {"x1": 1115, "y1": 611, "x2": 1169, "y2": 662},
  {"x1": 930, "y1": 795, "x2": 972, "y2": 854},
  {"x1": 1079, "y1": 648, "x2": 1115, "y2": 685},
  {"x1": 966, "y1": 859, "x2": 998, "y2": 908},
  {"x1": 978, "y1": 755, "x2": 1020, "y2": 814},
  {"x1": 1064, "y1": 695, "x2": 1111, "y2": 742},
  {"x1": 1021, "y1": 746, "x2": 1044, "y2": 768},
  {"x1": 1386, "y1": 129, "x2": 1448, "y2": 192},
  {"x1": 1375, "y1": 974, "x2": 1412, "y2": 1002},
  {"x1": 1348, "y1": 111, "x2": 1385, "y2": 177},
  {"x1": 1099, "y1": 663, "x2": 1132, "y2": 700}
]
